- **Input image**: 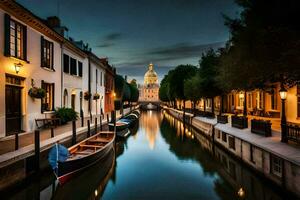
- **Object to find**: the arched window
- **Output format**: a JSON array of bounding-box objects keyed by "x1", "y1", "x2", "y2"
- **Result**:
[{"x1": 63, "y1": 89, "x2": 68, "y2": 107}]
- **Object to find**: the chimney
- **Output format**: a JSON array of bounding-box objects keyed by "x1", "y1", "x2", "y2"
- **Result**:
[{"x1": 46, "y1": 16, "x2": 68, "y2": 37}]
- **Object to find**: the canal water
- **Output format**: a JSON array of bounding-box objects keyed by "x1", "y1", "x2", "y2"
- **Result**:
[{"x1": 1, "y1": 110, "x2": 294, "y2": 200}]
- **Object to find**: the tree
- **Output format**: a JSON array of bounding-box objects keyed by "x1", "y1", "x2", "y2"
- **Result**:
[
  {"x1": 114, "y1": 75, "x2": 125, "y2": 110},
  {"x1": 184, "y1": 75, "x2": 201, "y2": 115},
  {"x1": 198, "y1": 49, "x2": 223, "y2": 115},
  {"x1": 159, "y1": 75, "x2": 170, "y2": 103},
  {"x1": 168, "y1": 64, "x2": 197, "y2": 110}
]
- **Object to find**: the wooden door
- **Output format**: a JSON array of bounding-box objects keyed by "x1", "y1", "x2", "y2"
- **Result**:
[{"x1": 6, "y1": 85, "x2": 22, "y2": 135}]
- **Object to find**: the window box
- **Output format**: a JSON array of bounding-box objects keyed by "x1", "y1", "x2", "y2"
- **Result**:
[
  {"x1": 231, "y1": 115, "x2": 248, "y2": 129},
  {"x1": 217, "y1": 115, "x2": 228, "y2": 124},
  {"x1": 84, "y1": 91, "x2": 91, "y2": 101},
  {"x1": 251, "y1": 119, "x2": 272, "y2": 137}
]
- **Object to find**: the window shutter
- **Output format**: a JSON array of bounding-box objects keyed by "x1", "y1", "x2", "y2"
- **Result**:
[
  {"x1": 23, "y1": 25, "x2": 27, "y2": 60},
  {"x1": 4, "y1": 14, "x2": 10, "y2": 56},
  {"x1": 41, "y1": 36, "x2": 44, "y2": 67},
  {"x1": 78, "y1": 61, "x2": 82, "y2": 77},
  {"x1": 63, "y1": 54, "x2": 70, "y2": 73}
]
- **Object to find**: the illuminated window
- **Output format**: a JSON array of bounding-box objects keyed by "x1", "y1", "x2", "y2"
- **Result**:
[
  {"x1": 256, "y1": 91, "x2": 264, "y2": 109},
  {"x1": 247, "y1": 93, "x2": 253, "y2": 109},
  {"x1": 7, "y1": 17, "x2": 26, "y2": 60},
  {"x1": 297, "y1": 85, "x2": 300, "y2": 118},
  {"x1": 41, "y1": 82, "x2": 54, "y2": 112},
  {"x1": 41, "y1": 37, "x2": 54, "y2": 69}
]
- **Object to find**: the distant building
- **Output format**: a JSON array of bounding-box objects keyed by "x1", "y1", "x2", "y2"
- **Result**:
[{"x1": 139, "y1": 63, "x2": 159, "y2": 102}]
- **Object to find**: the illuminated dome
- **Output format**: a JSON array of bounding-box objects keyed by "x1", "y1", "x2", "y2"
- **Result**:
[{"x1": 144, "y1": 63, "x2": 158, "y2": 84}]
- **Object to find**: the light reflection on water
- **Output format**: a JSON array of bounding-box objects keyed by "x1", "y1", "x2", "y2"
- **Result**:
[{"x1": 1, "y1": 110, "x2": 294, "y2": 200}]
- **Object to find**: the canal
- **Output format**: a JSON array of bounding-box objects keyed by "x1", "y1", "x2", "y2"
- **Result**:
[{"x1": 1, "y1": 110, "x2": 294, "y2": 200}]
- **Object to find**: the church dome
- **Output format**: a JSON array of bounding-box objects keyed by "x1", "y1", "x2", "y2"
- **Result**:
[{"x1": 144, "y1": 63, "x2": 158, "y2": 84}]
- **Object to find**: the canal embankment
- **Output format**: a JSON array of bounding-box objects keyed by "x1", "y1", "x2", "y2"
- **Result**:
[
  {"x1": 0, "y1": 107, "x2": 137, "y2": 190},
  {"x1": 164, "y1": 107, "x2": 300, "y2": 197}
]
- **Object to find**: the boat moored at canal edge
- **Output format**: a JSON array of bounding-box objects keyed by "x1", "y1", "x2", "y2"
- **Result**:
[{"x1": 48, "y1": 131, "x2": 115, "y2": 184}]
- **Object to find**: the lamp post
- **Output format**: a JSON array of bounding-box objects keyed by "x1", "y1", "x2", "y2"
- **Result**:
[{"x1": 279, "y1": 84, "x2": 287, "y2": 143}]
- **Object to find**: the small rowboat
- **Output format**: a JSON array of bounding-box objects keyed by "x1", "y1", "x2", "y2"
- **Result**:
[
  {"x1": 108, "y1": 120, "x2": 129, "y2": 132},
  {"x1": 48, "y1": 131, "x2": 115, "y2": 185}
]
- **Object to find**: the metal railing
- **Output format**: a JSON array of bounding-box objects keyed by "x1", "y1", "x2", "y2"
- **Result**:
[{"x1": 286, "y1": 123, "x2": 300, "y2": 143}]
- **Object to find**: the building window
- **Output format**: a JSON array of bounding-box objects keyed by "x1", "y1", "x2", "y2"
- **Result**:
[
  {"x1": 257, "y1": 91, "x2": 264, "y2": 109},
  {"x1": 63, "y1": 54, "x2": 70, "y2": 73},
  {"x1": 222, "y1": 132, "x2": 227, "y2": 142},
  {"x1": 41, "y1": 82, "x2": 54, "y2": 112},
  {"x1": 78, "y1": 61, "x2": 82, "y2": 77},
  {"x1": 70, "y1": 58, "x2": 77, "y2": 75},
  {"x1": 5, "y1": 15, "x2": 27, "y2": 60},
  {"x1": 41, "y1": 37, "x2": 54, "y2": 70},
  {"x1": 63, "y1": 89, "x2": 68, "y2": 107},
  {"x1": 247, "y1": 93, "x2": 253, "y2": 109},
  {"x1": 238, "y1": 93, "x2": 244, "y2": 107},
  {"x1": 96, "y1": 69, "x2": 98, "y2": 84},
  {"x1": 297, "y1": 84, "x2": 300, "y2": 118},
  {"x1": 71, "y1": 94, "x2": 76, "y2": 110},
  {"x1": 228, "y1": 136, "x2": 235, "y2": 150},
  {"x1": 271, "y1": 155, "x2": 282, "y2": 177},
  {"x1": 271, "y1": 90, "x2": 277, "y2": 110},
  {"x1": 217, "y1": 130, "x2": 221, "y2": 139}
]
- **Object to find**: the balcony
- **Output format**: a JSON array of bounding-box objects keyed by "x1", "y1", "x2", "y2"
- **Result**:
[{"x1": 286, "y1": 122, "x2": 300, "y2": 144}]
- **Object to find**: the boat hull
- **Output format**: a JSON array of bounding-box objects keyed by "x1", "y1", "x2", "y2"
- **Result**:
[{"x1": 56, "y1": 137, "x2": 114, "y2": 185}]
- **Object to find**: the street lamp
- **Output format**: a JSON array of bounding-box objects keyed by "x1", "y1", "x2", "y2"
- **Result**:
[{"x1": 280, "y1": 84, "x2": 287, "y2": 143}]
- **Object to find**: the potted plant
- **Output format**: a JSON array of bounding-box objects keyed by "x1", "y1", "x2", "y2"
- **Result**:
[
  {"x1": 93, "y1": 93, "x2": 100, "y2": 100},
  {"x1": 28, "y1": 79, "x2": 46, "y2": 99},
  {"x1": 54, "y1": 107, "x2": 78, "y2": 124},
  {"x1": 84, "y1": 91, "x2": 91, "y2": 100}
]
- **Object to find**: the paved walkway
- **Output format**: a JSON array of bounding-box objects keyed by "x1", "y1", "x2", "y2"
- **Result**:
[
  {"x1": 0, "y1": 114, "x2": 111, "y2": 155},
  {"x1": 166, "y1": 107, "x2": 300, "y2": 166}
]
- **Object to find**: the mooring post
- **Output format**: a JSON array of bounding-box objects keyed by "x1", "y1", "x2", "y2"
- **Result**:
[
  {"x1": 95, "y1": 117, "x2": 98, "y2": 135},
  {"x1": 15, "y1": 132, "x2": 19, "y2": 150},
  {"x1": 81, "y1": 113, "x2": 84, "y2": 127},
  {"x1": 107, "y1": 114, "x2": 109, "y2": 123},
  {"x1": 72, "y1": 120, "x2": 76, "y2": 145},
  {"x1": 51, "y1": 127, "x2": 54, "y2": 138},
  {"x1": 87, "y1": 120, "x2": 91, "y2": 138},
  {"x1": 100, "y1": 115, "x2": 102, "y2": 131},
  {"x1": 34, "y1": 130, "x2": 40, "y2": 171}
]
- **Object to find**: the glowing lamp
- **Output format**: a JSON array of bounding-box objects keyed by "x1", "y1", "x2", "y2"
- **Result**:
[
  {"x1": 14, "y1": 62, "x2": 22, "y2": 74},
  {"x1": 279, "y1": 86, "x2": 287, "y2": 100}
]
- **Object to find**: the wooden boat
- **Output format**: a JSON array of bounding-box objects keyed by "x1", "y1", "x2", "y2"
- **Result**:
[
  {"x1": 50, "y1": 131, "x2": 115, "y2": 185},
  {"x1": 108, "y1": 120, "x2": 129, "y2": 132},
  {"x1": 116, "y1": 128, "x2": 130, "y2": 139}
]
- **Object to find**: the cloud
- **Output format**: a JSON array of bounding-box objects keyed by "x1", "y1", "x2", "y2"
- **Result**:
[
  {"x1": 94, "y1": 32, "x2": 123, "y2": 48},
  {"x1": 148, "y1": 41, "x2": 225, "y2": 60}
]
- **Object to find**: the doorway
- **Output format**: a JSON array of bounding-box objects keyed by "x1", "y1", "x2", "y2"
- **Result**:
[{"x1": 6, "y1": 85, "x2": 22, "y2": 135}]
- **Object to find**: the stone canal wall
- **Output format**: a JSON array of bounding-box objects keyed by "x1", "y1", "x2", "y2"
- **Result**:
[
  {"x1": 0, "y1": 107, "x2": 134, "y2": 190},
  {"x1": 165, "y1": 108, "x2": 300, "y2": 197}
]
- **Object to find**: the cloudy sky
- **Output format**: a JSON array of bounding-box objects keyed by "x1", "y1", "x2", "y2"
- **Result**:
[{"x1": 18, "y1": 0, "x2": 240, "y2": 84}]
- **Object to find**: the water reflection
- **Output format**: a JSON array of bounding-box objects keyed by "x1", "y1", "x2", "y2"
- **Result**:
[{"x1": 0, "y1": 110, "x2": 294, "y2": 200}]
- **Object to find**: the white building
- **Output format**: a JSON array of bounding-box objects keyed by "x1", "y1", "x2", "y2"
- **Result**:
[{"x1": 0, "y1": 1, "x2": 113, "y2": 137}]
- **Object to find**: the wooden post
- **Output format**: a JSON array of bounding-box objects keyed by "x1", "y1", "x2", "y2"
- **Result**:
[
  {"x1": 100, "y1": 116, "x2": 102, "y2": 131},
  {"x1": 72, "y1": 120, "x2": 76, "y2": 145},
  {"x1": 81, "y1": 116, "x2": 84, "y2": 127},
  {"x1": 107, "y1": 114, "x2": 109, "y2": 123},
  {"x1": 34, "y1": 130, "x2": 40, "y2": 171},
  {"x1": 95, "y1": 117, "x2": 98, "y2": 135},
  {"x1": 15, "y1": 132, "x2": 19, "y2": 150},
  {"x1": 51, "y1": 127, "x2": 54, "y2": 138},
  {"x1": 87, "y1": 120, "x2": 91, "y2": 138}
]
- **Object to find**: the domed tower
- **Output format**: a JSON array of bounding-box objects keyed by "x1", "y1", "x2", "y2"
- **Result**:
[
  {"x1": 144, "y1": 63, "x2": 158, "y2": 85},
  {"x1": 140, "y1": 63, "x2": 159, "y2": 102}
]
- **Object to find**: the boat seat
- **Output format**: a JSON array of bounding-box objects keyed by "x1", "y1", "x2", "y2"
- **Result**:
[
  {"x1": 89, "y1": 138, "x2": 110, "y2": 143},
  {"x1": 75, "y1": 151, "x2": 91, "y2": 155},
  {"x1": 80, "y1": 144, "x2": 102, "y2": 148}
]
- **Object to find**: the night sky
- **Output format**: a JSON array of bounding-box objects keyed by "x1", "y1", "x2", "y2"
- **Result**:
[{"x1": 17, "y1": 0, "x2": 240, "y2": 84}]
